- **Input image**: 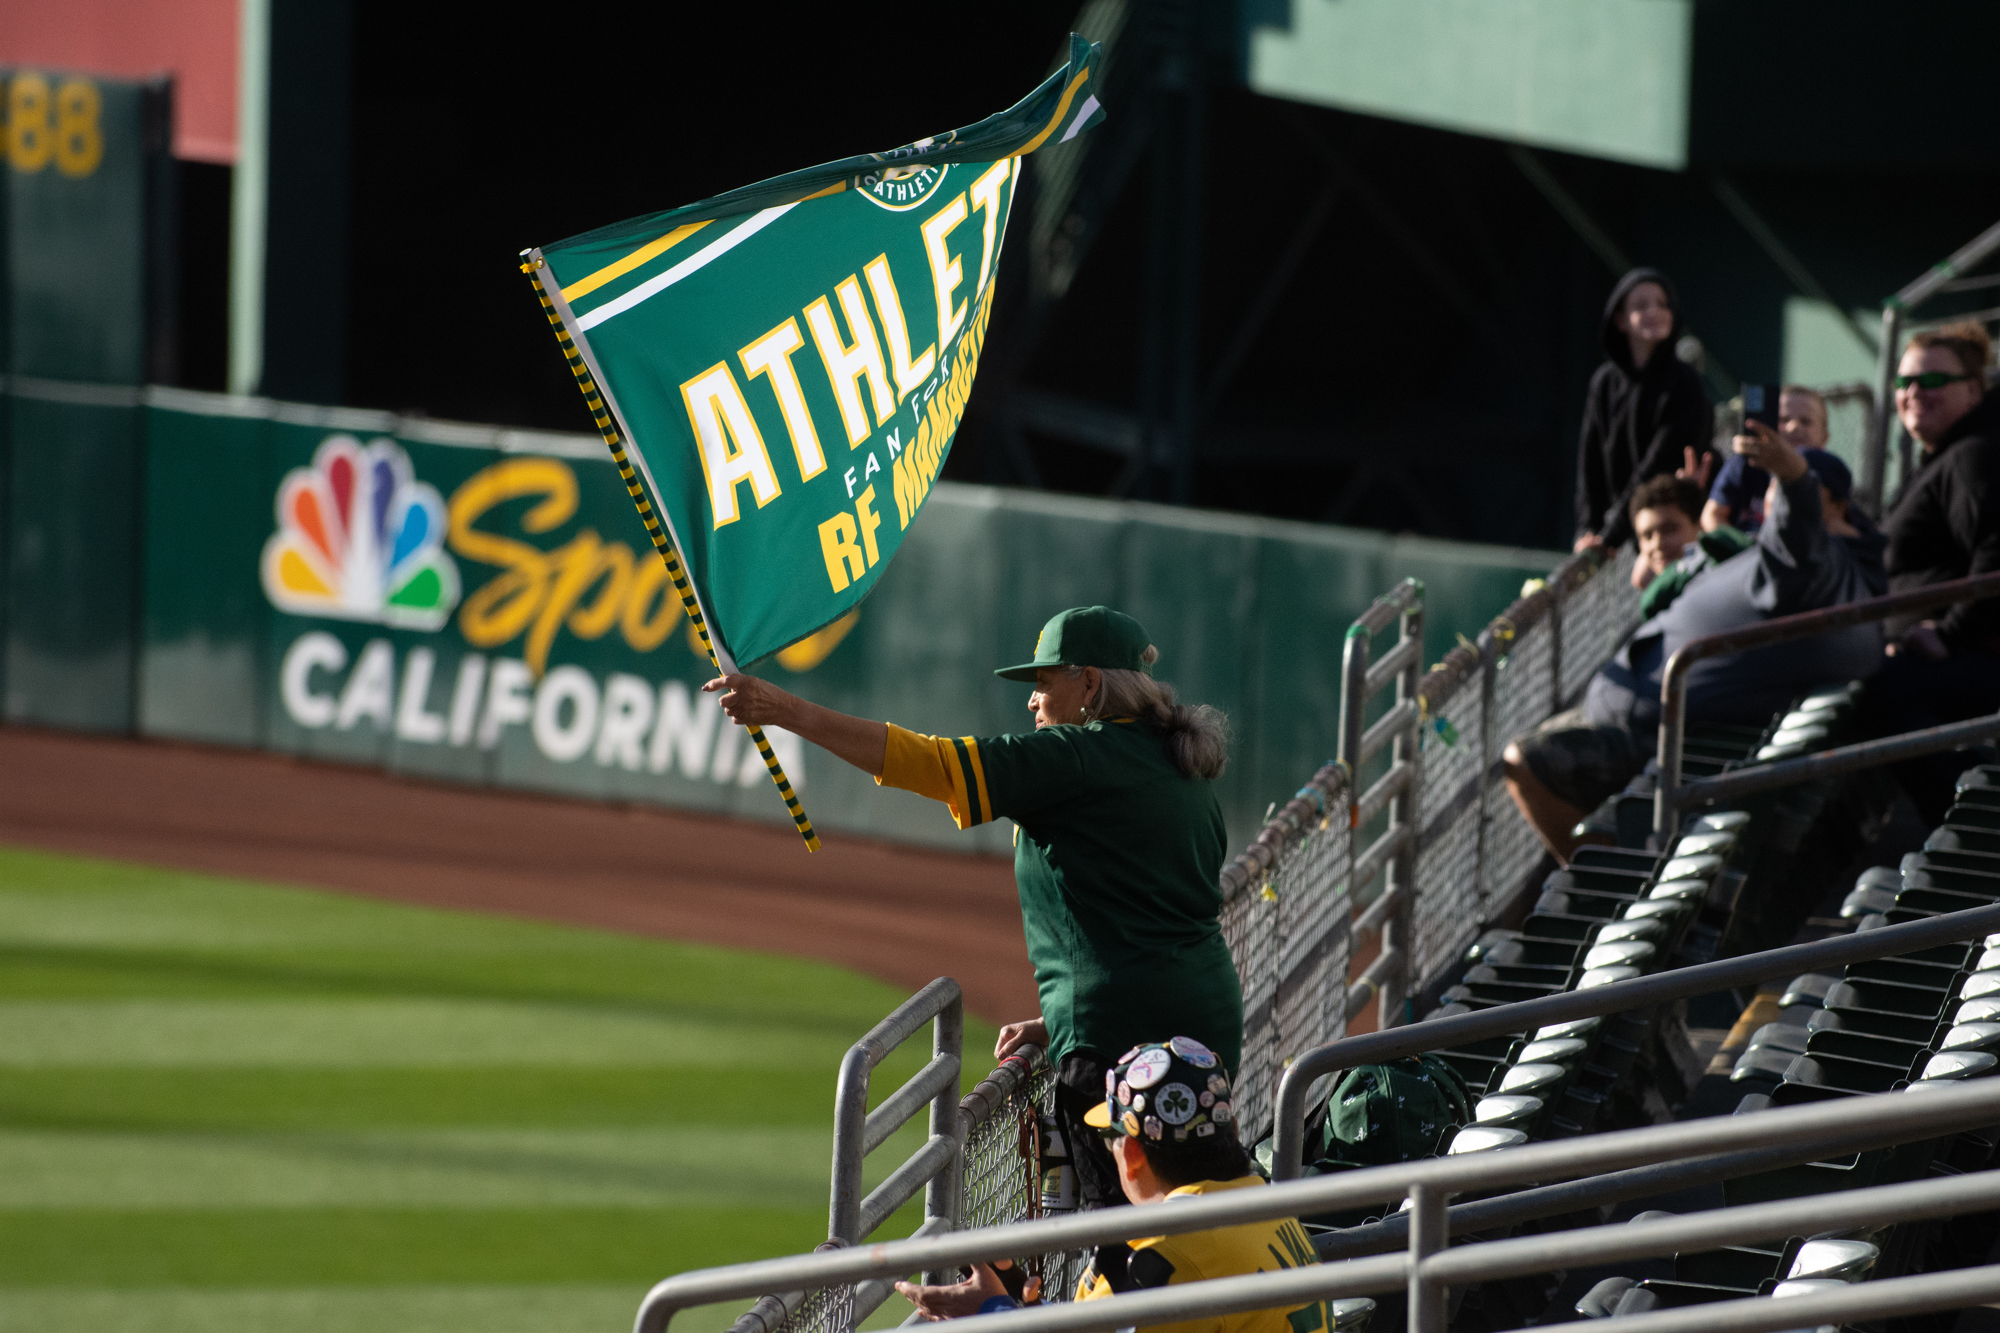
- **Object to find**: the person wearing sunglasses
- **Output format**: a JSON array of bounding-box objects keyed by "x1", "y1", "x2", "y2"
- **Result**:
[
  {"x1": 1882, "y1": 320, "x2": 1997, "y2": 659},
  {"x1": 1862, "y1": 321, "x2": 2000, "y2": 823}
]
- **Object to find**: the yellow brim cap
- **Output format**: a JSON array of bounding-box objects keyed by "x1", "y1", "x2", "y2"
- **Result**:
[{"x1": 1083, "y1": 1099, "x2": 1114, "y2": 1129}]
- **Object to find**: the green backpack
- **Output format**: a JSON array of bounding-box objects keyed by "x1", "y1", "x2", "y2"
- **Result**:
[
  {"x1": 1318, "y1": 1053, "x2": 1474, "y2": 1168},
  {"x1": 1251, "y1": 1054, "x2": 1474, "y2": 1230}
]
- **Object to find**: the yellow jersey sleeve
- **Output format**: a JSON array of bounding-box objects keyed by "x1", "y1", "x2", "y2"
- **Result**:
[{"x1": 876, "y1": 723, "x2": 995, "y2": 829}]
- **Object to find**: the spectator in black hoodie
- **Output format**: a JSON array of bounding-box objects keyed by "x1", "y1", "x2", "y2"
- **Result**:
[
  {"x1": 1574, "y1": 269, "x2": 1715, "y2": 553},
  {"x1": 1863, "y1": 321, "x2": 2000, "y2": 823}
]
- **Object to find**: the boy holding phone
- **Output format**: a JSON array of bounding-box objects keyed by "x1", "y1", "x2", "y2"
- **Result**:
[{"x1": 1703, "y1": 385, "x2": 1831, "y2": 532}]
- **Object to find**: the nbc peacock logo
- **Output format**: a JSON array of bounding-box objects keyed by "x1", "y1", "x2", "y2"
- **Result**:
[{"x1": 261, "y1": 435, "x2": 461, "y2": 631}]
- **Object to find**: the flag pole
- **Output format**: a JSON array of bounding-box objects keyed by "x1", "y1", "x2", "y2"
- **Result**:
[{"x1": 520, "y1": 256, "x2": 822, "y2": 853}]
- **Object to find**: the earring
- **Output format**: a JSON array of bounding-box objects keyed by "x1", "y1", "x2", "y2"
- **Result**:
[{"x1": 1078, "y1": 705, "x2": 1089, "y2": 721}]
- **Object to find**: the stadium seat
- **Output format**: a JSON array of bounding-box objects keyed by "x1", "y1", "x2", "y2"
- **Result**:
[
  {"x1": 1779, "y1": 974, "x2": 1839, "y2": 1010},
  {"x1": 1938, "y1": 1021, "x2": 2000, "y2": 1052},
  {"x1": 1330, "y1": 1298, "x2": 1376, "y2": 1332},
  {"x1": 1471, "y1": 1093, "x2": 1543, "y2": 1130},
  {"x1": 1787, "y1": 1239, "x2": 1878, "y2": 1281},
  {"x1": 1915, "y1": 1051, "x2": 1998, "y2": 1081}
]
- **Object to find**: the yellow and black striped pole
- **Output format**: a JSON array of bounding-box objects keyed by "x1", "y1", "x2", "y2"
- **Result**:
[{"x1": 520, "y1": 257, "x2": 821, "y2": 852}]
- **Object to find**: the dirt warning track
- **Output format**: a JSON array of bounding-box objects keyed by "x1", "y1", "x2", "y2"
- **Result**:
[{"x1": 0, "y1": 725, "x2": 1039, "y2": 1023}]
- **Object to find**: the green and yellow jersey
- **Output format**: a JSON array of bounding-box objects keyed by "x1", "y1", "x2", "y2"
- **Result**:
[
  {"x1": 878, "y1": 718, "x2": 1241, "y2": 1074},
  {"x1": 1075, "y1": 1176, "x2": 1331, "y2": 1333}
]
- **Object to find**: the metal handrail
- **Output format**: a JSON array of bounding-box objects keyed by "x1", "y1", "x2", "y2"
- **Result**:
[
  {"x1": 1586, "y1": 1267, "x2": 2000, "y2": 1333},
  {"x1": 830, "y1": 977, "x2": 964, "y2": 1248},
  {"x1": 1653, "y1": 570, "x2": 2000, "y2": 833},
  {"x1": 726, "y1": 975, "x2": 966, "y2": 1333},
  {"x1": 632, "y1": 1077, "x2": 2000, "y2": 1333},
  {"x1": 1406, "y1": 1173, "x2": 2000, "y2": 1333},
  {"x1": 1268, "y1": 899, "x2": 2000, "y2": 1180},
  {"x1": 1340, "y1": 578, "x2": 1425, "y2": 1029},
  {"x1": 728, "y1": 1040, "x2": 1042, "y2": 1333},
  {"x1": 1670, "y1": 710, "x2": 2000, "y2": 812},
  {"x1": 1312, "y1": 1105, "x2": 1995, "y2": 1261}
]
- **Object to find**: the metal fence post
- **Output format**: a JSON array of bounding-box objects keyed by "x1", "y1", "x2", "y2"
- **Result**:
[
  {"x1": 1652, "y1": 657, "x2": 1689, "y2": 841},
  {"x1": 1379, "y1": 599, "x2": 1423, "y2": 1030},
  {"x1": 1864, "y1": 302, "x2": 1903, "y2": 516},
  {"x1": 1475, "y1": 640, "x2": 1498, "y2": 923},
  {"x1": 830, "y1": 1045, "x2": 872, "y2": 1245},
  {"x1": 1406, "y1": 1182, "x2": 1448, "y2": 1333},
  {"x1": 1339, "y1": 618, "x2": 1371, "y2": 979},
  {"x1": 924, "y1": 991, "x2": 965, "y2": 1285},
  {"x1": 1548, "y1": 565, "x2": 1566, "y2": 716},
  {"x1": 1338, "y1": 624, "x2": 1370, "y2": 810},
  {"x1": 825, "y1": 978, "x2": 964, "y2": 1249}
]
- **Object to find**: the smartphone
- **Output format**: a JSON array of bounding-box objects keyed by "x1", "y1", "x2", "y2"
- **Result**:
[{"x1": 1742, "y1": 383, "x2": 1780, "y2": 432}]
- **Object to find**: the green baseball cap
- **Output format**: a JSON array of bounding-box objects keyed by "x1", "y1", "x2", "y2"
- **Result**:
[{"x1": 994, "y1": 606, "x2": 1153, "y2": 682}]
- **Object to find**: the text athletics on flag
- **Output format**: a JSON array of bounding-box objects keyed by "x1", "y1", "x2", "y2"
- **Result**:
[{"x1": 520, "y1": 32, "x2": 1106, "y2": 843}]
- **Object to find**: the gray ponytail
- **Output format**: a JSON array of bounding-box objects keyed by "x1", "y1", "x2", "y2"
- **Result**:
[{"x1": 1074, "y1": 646, "x2": 1229, "y2": 779}]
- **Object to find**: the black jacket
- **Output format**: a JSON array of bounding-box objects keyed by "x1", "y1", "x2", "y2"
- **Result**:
[
  {"x1": 1585, "y1": 469, "x2": 1887, "y2": 740},
  {"x1": 1574, "y1": 268, "x2": 1714, "y2": 549},
  {"x1": 1885, "y1": 390, "x2": 2000, "y2": 654}
]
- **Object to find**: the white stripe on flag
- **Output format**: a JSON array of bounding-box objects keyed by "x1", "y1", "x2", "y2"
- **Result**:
[
  {"x1": 576, "y1": 203, "x2": 800, "y2": 330},
  {"x1": 1059, "y1": 95, "x2": 1101, "y2": 144}
]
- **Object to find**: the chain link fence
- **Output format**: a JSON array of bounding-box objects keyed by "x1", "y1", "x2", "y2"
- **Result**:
[
  {"x1": 953, "y1": 1059, "x2": 1090, "y2": 1309},
  {"x1": 1396, "y1": 545, "x2": 1640, "y2": 1002},
  {"x1": 1221, "y1": 759, "x2": 1355, "y2": 1136},
  {"x1": 755, "y1": 544, "x2": 1639, "y2": 1333}
]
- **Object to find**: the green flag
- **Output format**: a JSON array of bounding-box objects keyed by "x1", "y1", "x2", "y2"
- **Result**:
[{"x1": 524, "y1": 35, "x2": 1104, "y2": 675}]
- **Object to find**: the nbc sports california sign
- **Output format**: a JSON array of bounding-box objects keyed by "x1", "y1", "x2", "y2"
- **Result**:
[{"x1": 254, "y1": 427, "x2": 825, "y2": 794}]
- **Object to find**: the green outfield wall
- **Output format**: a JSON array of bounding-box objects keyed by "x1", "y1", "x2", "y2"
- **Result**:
[{"x1": 4, "y1": 379, "x2": 1557, "y2": 853}]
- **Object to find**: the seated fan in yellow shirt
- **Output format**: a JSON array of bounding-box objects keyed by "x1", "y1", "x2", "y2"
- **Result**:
[{"x1": 895, "y1": 1037, "x2": 1333, "y2": 1333}]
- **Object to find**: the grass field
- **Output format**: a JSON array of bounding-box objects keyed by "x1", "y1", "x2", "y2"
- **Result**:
[{"x1": 0, "y1": 844, "x2": 990, "y2": 1332}]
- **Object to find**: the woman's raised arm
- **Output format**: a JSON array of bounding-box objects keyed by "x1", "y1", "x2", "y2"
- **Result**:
[{"x1": 704, "y1": 674, "x2": 888, "y2": 777}]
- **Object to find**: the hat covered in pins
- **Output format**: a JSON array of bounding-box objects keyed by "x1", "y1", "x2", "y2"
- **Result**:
[{"x1": 1084, "y1": 1036, "x2": 1237, "y2": 1146}]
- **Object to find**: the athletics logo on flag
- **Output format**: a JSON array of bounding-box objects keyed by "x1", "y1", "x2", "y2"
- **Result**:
[{"x1": 521, "y1": 35, "x2": 1104, "y2": 846}]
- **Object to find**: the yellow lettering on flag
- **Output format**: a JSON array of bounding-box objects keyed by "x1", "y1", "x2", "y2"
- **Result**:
[
  {"x1": 855, "y1": 485, "x2": 884, "y2": 565},
  {"x1": 818, "y1": 511, "x2": 866, "y2": 592}
]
